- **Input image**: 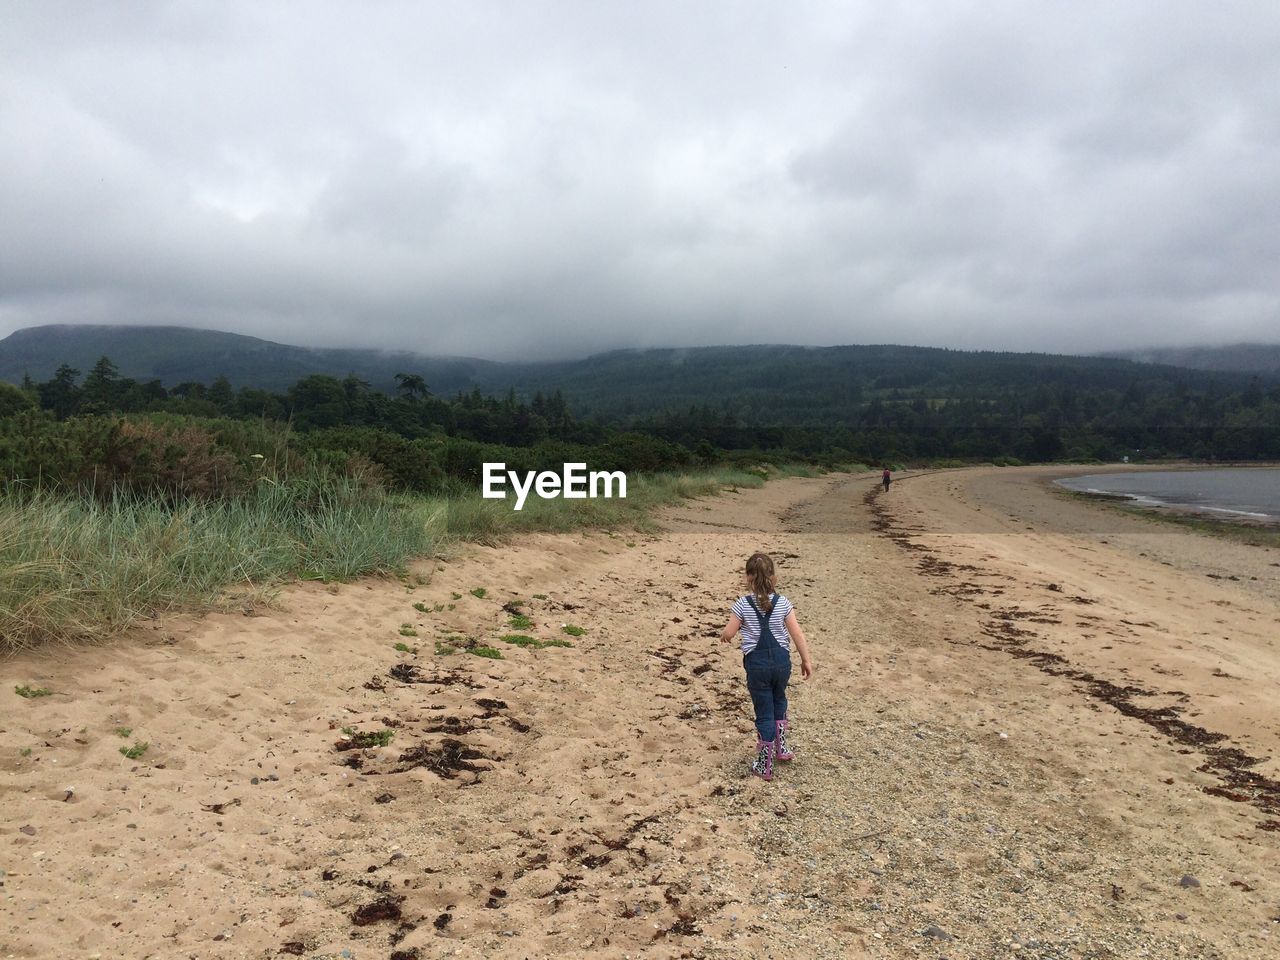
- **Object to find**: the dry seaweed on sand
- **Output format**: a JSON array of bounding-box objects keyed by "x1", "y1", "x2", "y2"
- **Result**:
[
  {"x1": 393, "y1": 738, "x2": 491, "y2": 778},
  {"x1": 350, "y1": 895, "x2": 403, "y2": 926}
]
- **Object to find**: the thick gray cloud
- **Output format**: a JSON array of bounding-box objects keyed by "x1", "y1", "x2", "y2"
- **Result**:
[{"x1": 2, "y1": 0, "x2": 1277, "y2": 359}]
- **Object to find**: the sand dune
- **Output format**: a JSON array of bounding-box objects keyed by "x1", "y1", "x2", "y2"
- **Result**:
[{"x1": 4, "y1": 468, "x2": 1278, "y2": 958}]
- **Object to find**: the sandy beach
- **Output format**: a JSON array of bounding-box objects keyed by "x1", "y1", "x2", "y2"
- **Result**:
[{"x1": 4, "y1": 467, "x2": 1279, "y2": 959}]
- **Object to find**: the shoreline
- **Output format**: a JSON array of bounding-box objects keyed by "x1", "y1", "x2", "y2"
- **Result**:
[{"x1": 1042, "y1": 475, "x2": 1280, "y2": 546}]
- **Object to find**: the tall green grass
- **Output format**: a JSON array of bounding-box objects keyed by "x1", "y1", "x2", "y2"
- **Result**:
[
  {"x1": 1, "y1": 464, "x2": 827, "y2": 651},
  {"x1": 0, "y1": 478, "x2": 439, "y2": 650}
]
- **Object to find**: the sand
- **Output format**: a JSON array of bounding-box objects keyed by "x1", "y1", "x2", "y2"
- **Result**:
[{"x1": 3, "y1": 466, "x2": 1279, "y2": 959}]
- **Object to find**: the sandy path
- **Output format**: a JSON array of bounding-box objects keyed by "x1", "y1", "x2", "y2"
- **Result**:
[
  {"x1": 3, "y1": 469, "x2": 1279, "y2": 959},
  {"x1": 771, "y1": 467, "x2": 1279, "y2": 957}
]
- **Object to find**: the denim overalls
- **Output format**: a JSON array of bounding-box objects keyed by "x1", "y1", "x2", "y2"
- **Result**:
[{"x1": 743, "y1": 594, "x2": 790, "y2": 742}]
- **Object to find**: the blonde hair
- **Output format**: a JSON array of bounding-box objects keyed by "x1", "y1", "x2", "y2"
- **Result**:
[{"x1": 745, "y1": 552, "x2": 776, "y2": 615}]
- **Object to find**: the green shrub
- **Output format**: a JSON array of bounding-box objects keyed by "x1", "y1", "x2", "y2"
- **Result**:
[
  {"x1": 0, "y1": 382, "x2": 36, "y2": 418},
  {"x1": 0, "y1": 412, "x2": 250, "y2": 501}
]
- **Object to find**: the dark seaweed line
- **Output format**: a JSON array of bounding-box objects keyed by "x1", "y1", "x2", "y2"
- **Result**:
[{"x1": 864, "y1": 485, "x2": 1280, "y2": 825}]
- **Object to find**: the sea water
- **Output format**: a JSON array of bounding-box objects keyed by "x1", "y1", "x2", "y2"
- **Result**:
[{"x1": 1055, "y1": 468, "x2": 1280, "y2": 522}]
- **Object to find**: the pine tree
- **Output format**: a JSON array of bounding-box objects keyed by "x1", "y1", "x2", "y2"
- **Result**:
[
  {"x1": 39, "y1": 364, "x2": 82, "y2": 419},
  {"x1": 80, "y1": 356, "x2": 120, "y2": 413}
]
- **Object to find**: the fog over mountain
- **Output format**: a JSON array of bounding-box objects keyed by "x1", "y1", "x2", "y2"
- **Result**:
[
  {"x1": 2, "y1": 2, "x2": 1279, "y2": 360},
  {"x1": 1111, "y1": 344, "x2": 1280, "y2": 375}
]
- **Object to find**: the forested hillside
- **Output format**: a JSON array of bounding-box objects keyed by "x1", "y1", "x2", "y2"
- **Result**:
[
  {"x1": 3, "y1": 342, "x2": 1278, "y2": 484},
  {"x1": 5, "y1": 325, "x2": 1277, "y2": 433},
  {"x1": 497, "y1": 344, "x2": 1265, "y2": 424}
]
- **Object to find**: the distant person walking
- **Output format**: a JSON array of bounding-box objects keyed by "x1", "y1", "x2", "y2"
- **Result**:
[
  {"x1": 718, "y1": 553, "x2": 813, "y2": 781},
  {"x1": 882, "y1": 466, "x2": 892, "y2": 492}
]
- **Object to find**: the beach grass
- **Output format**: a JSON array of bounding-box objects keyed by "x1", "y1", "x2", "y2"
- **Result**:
[
  {"x1": 0, "y1": 477, "x2": 440, "y2": 651},
  {"x1": 0, "y1": 464, "x2": 830, "y2": 651}
]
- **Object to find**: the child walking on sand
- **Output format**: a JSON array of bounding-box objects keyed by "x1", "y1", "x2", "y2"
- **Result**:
[{"x1": 719, "y1": 552, "x2": 814, "y2": 781}]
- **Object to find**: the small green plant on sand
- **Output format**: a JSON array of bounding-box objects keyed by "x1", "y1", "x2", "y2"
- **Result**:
[
  {"x1": 399, "y1": 624, "x2": 418, "y2": 637},
  {"x1": 447, "y1": 603, "x2": 455, "y2": 611},
  {"x1": 499, "y1": 633, "x2": 540, "y2": 648},
  {"x1": 562, "y1": 624, "x2": 586, "y2": 637},
  {"x1": 435, "y1": 640, "x2": 457, "y2": 656},
  {"x1": 470, "y1": 645, "x2": 504, "y2": 659},
  {"x1": 120, "y1": 741, "x2": 149, "y2": 760},
  {"x1": 451, "y1": 592, "x2": 462, "y2": 600},
  {"x1": 20, "y1": 747, "x2": 32, "y2": 757},
  {"x1": 14, "y1": 685, "x2": 52, "y2": 699},
  {"x1": 508, "y1": 614, "x2": 533, "y2": 630},
  {"x1": 340, "y1": 727, "x2": 394, "y2": 748},
  {"x1": 499, "y1": 633, "x2": 574, "y2": 650},
  {"x1": 470, "y1": 587, "x2": 487, "y2": 599},
  {"x1": 413, "y1": 602, "x2": 429, "y2": 613},
  {"x1": 115, "y1": 727, "x2": 132, "y2": 738},
  {"x1": 532, "y1": 593, "x2": 547, "y2": 600},
  {"x1": 394, "y1": 642, "x2": 416, "y2": 653}
]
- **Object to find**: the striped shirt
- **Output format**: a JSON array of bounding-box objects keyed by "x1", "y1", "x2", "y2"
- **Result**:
[{"x1": 732, "y1": 594, "x2": 794, "y2": 655}]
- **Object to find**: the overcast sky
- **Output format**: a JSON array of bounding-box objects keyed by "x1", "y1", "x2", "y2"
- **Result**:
[{"x1": 2, "y1": 1, "x2": 1278, "y2": 360}]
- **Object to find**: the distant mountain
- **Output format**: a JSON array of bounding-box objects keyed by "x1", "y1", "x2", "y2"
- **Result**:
[
  {"x1": 1111, "y1": 343, "x2": 1280, "y2": 375},
  {"x1": 1, "y1": 323, "x2": 1264, "y2": 426},
  {"x1": 0, "y1": 324, "x2": 498, "y2": 394},
  {"x1": 496, "y1": 344, "x2": 1256, "y2": 422}
]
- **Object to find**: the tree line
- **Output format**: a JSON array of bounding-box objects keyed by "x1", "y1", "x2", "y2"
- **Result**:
[
  {"x1": 2, "y1": 353, "x2": 1278, "y2": 503},
  {"x1": 0, "y1": 358, "x2": 732, "y2": 500}
]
